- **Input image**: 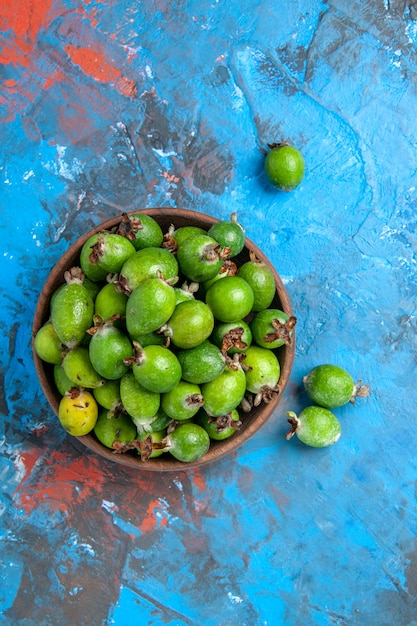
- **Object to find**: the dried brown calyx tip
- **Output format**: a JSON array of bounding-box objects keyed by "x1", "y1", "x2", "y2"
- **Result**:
[
  {"x1": 285, "y1": 411, "x2": 299, "y2": 440},
  {"x1": 248, "y1": 249, "x2": 264, "y2": 265},
  {"x1": 123, "y1": 341, "x2": 145, "y2": 367},
  {"x1": 254, "y1": 384, "x2": 281, "y2": 407},
  {"x1": 208, "y1": 412, "x2": 242, "y2": 433},
  {"x1": 221, "y1": 327, "x2": 248, "y2": 356},
  {"x1": 66, "y1": 386, "x2": 84, "y2": 400},
  {"x1": 116, "y1": 212, "x2": 143, "y2": 241},
  {"x1": 219, "y1": 259, "x2": 238, "y2": 275},
  {"x1": 267, "y1": 141, "x2": 288, "y2": 150},
  {"x1": 86, "y1": 313, "x2": 121, "y2": 335},
  {"x1": 162, "y1": 224, "x2": 178, "y2": 254},
  {"x1": 186, "y1": 394, "x2": 205, "y2": 408},
  {"x1": 87, "y1": 232, "x2": 107, "y2": 265},
  {"x1": 226, "y1": 353, "x2": 248, "y2": 371},
  {"x1": 263, "y1": 316, "x2": 297, "y2": 346},
  {"x1": 64, "y1": 266, "x2": 86, "y2": 285},
  {"x1": 240, "y1": 394, "x2": 253, "y2": 413},
  {"x1": 350, "y1": 381, "x2": 371, "y2": 404}
]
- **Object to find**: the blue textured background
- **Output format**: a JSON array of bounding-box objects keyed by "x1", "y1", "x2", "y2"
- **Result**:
[{"x1": 1, "y1": 1, "x2": 417, "y2": 624}]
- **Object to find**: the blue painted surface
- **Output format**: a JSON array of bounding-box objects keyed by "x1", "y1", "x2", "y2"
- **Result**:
[{"x1": 1, "y1": 1, "x2": 417, "y2": 624}]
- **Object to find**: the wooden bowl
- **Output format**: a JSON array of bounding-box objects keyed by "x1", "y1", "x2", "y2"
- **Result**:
[{"x1": 32, "y1": 208, "x2": 295, "y2": 471}]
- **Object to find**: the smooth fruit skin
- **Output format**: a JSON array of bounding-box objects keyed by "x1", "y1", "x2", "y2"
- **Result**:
[
  {"x1": 201, "y1": 365, "x2": 247, "y2": 416},
  {"x1": 34, "y1": 321, "x2": 64, "y2": 364},
  {"x1": 303, "y1": 364, "x2": 355, "y2": 409},
  {"x1": 177, "y1": 235, "x2": 224, "y2": 283},
  {"x1": 167, "y1": 300, "x2": 214, "y2": 349},
  {"x1": 126, "y1": 278, "x2": 176, "y2": 337},
  {"x1": 89, "y1": 325, "x2": 132, "y2": 380},
  {"x1": 205, "y1": 276, "x2": 254, "y2": 323},
  {"x1": 119, "y1": 247, "x2": 178, "y2": 293},
  {"x1": 94, "y1": 409, "x2": 137, "y2": 449},
  {"x1": 264, "y1": 144, "x2": 305, "y2": 191},
  {"x1": 166, "y1": 422, "x2": 210, "y2": 463},
  {"x1": 132, "y1": 345, "x2": 182, "y2": 393},
  {"x1": 286, "y1": 406, "x2": 341, "y2": 448},
  {"x1": 208, "y1": 219, "x2": 245, "y2": 257},
  {"x1": 128, "y1": 213, "x2": 163, "y2": 250},
  {"x1": 62, "y1": 346, "x2": 105, "y2": 388},
  {"x1": 120, "y1": 371, "x2": 160, "y2": 425},
  {"x1": 51, "y1": 283, "x2": 94, "y2": 349},
  {"x1": 237, "y1": 259, "x2": 276, "y2": 312},
  {"x1": 177, "y1": 340, "x2": 225, "y2": 384},
  {"x1": 58, "y1": 389, "x2": 98, "y2": 436},
  {"x1": 94, "y1": 283, "x2": 128, "y2": 323},
  {"x1": 243, "y1": 345, "x2": 280, "y2": 394},
  {"x1": 161, "y1": 380, "x2": 203, "y2": 421},
  {"x1": 93, "y1": 379, "x2": 121, "y2": 410}
]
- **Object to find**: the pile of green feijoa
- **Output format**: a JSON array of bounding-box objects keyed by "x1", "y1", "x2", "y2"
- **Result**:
[{"x1": 35, "y1": 212, "x2": 296, "y2": 464}]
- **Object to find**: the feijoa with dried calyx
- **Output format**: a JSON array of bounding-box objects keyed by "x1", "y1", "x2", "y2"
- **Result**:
[
  {"x1": 176, "y1": 234, "x2": 229, "y2": 283},
  {"x1": 80, "y1": 232, "x2": 136, "y2": 280},
  {"x1": 286, "y1": 406, "x2": 341, "y2": 448},
  {"x1": 58, "y1": 387, "x2": 98, "y2": 436},
  {"x1": 88, "y1": 318, "x2": 133, "y2": 380},
  {"x1": 207, "y1": 213, "x2": 245, "y2": 258},
  {"x1": 161, "y1": 380, "x2": 204, "y2": 421},
  {"x1": 303, "y1": 364, "x2": 370, "y2": 409},
  {"x1": 251, "y1": 309, "x2": 296, "y2": 349},
  {"x1": 211, "y1": 320, "x2": 252, "y2": 355},
  {"x1": 94, "y1": 283, "x2": 128, "y2": 324},
  {"x1": 128, "y1": 342, "x2": 182, "y2": 394},
  {"x1": 159, "y1": 422, "x2": 210, "y2": 463},
  {"x1": 201, "y1": 361, "x2": 247, "y2": 416},
  {"x1": 197, "y1": 408, "x2": 242, "y2": 441},
  {"x1": 162, "y1": 300, "x2": 214, "y2": 349},
  {"x1": 93, "y1": 379, "x2": 122, "y2": 411},
  {"x1": 94, "y1": 407, "x2": 137, "y2": 449},
  {"x1": 117, "y1": 246, "x2": 178, "y2": 294},
  {"x1": 117, "y1": 212, "x2": 164, "y2": 250},
  {"x1": 242, "y1": 345, "x2": 281, "y2": 406}
]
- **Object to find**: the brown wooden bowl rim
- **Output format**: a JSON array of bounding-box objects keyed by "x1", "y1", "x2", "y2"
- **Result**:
[{"x1": 32, "y1": 208, "x2": 295, "y2": 471}]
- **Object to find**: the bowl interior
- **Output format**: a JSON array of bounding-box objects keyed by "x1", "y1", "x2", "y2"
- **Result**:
[{"x1": 32, "y1": 208, "x2": 295, "y2": 471}]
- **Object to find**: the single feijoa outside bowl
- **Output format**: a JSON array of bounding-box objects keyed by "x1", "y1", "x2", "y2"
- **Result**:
[{"x1": 32, "y1": 208, "x2": 295, "y2": 471}]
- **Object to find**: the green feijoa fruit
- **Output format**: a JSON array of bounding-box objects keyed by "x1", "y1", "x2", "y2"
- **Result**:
[
  {"x1": 120, "y1": 371, "x2": 160, "y2": 426},
  {"x1": 62, "y1": 346, "x2": 105, "y2": 389},
  {"x1": 208, "y1": 215, "x2": 245, "y2": 258},
  {"x1": 137, "y1": 429, "x2": 167, "y2": 459},
  {"x1": 164, "y1": 300, "x2": 214, "y2": 349},
  {"x1": 197, "y1": 408, "x2": 242, "y2": 441},
  {"x1": 93, "y1": 379, "x2": 121, "y2": 410},
  {"x1": 54, "y1": 364, "x2": 75, "y2": 396},
  {"x1": 205, "y1": 276, "x2": 254, "y2": 323},
  {"x1": 126, "y1": 277, "x2": 177, "y2": 338},
  {"x1": 177, "y1": 340, "x2": 226, "y2": 384},
  {"x1": 250, "y1": 309, "x2": 296, "y2": 349},
  {"x1": 264, "y1": 143, "x2": 305, "y2": 191},
  {"x1": 34, "y1": 321, "x2": 65, "y2": 364},
  {"x1": 50, "y1": 268, "x2": 101, "y2": 309},
  {"x1": 94, "y1": 408, "x2": 137, "y2": 450},
  {"x1": 211, "y1": 320, "x2": 252, "y2": 355},
  {"x1": 86, "y1": 232, "x2": 136, "y2": 274},
  {"x1": 89, "y1": 324, "x2": 132, "y2": 380},
  {"x1": 303, "y1": 364, "x2": 370, "y2": 409},
  {"x1": 118, "y1": 246, "x2": 178, "y2": 294},
  {"x1": 169, "y1": 225, "x2": 207, "y2": 248},
  {"x1": 138, "y1": 408, "x2": 172, "y2": 434},
  {"x1": 58, "y1": 388, "x2": 98, "y2": 436},
  {"x1": 119, "y1": 212, "x2": 164, "y2": 250},
  {"x1": 133, "y1": 331, "x2": 166, "y2": 347},
  {"x1": 51, "y1": 283, "x2": 94, "y2": 349},
  {"x1": 237, "y1": 255, "x2": 276, "y2": 312},
  {"x1": 161, "y1": 380, "x2": 204, "y2": 421},
  {"x1": 201, "y1": 364, "x2": 247, "y2": 416},
  {"x1": 164, "y1": 422, "x2": 210, "y2": 463},
  {"x1": 131, "y1": 344, "x2": 182, "y2": 393},
  {"x1": 286, "y1": 406, "x2": 341, "y2": 448},
  {"x1": 176, "y1": 234, "x2": 226, "y2": 283},
  {"x1": 94, "y1": 283, "x2": 128, "y2": 324},
  {"x1": 243, "y1": 345, "x2": 281, "y2": 406}
]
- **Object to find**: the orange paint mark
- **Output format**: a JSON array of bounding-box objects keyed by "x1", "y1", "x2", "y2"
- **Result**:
[
  {"x1": 139, "y1": 498, "x2": 169, "y2": 533},
  {"x1": 64, "y1": 44, "x2": 137, "y2": 98},
  {"x1": 192, "y1": 468, "x2": 207, "y2": 491}
]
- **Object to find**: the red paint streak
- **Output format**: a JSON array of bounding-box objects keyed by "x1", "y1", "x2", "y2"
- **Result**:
[
  {"x1": 139, "y1": 499, "x2": 169, "y2": 533},
  {"x1": 64, "y1": 44, "x2": 137, "y2": 98},
  {"x1": 15, "y1": 450, "x2": 108, "y2": 515},
  {"x1": 192, "y1": 468, "x2": 207, "y2": 492},
  {"x1": 0, "y1": 0, "x2": 57, "y2": 64}
]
